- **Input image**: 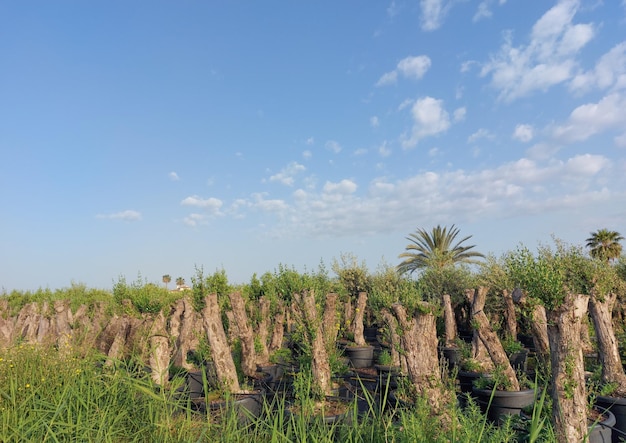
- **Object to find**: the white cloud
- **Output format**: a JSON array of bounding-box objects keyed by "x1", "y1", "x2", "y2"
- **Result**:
[
  {"x1": 302, "y1": 150, "x2": 312, "y2": 160},
  {"x1": 468, "y1": 128, "x2": 495, "y2": 143},
  {"x1": 269, "y1": 162, "x2": 306, "y2": 186},
  {"x1": 513, "y1": 124, "x2": 534, "y2": 142},
  {"x1": 570, "y1": 42, "x2": 626, "y2": 93},
  {"x1": 354, "y1": 148, "x2": 368, "y2": 156},
  {"x1": 473, "y1": 1, "x2": 493, "y2": 22},
  {"x1": 183, "y1": 213, "x2": 207, "y2": 227},
  {"x1": 480, "y1": 0, "x2": 595, "y2": 101},
  {"x1": 370, "y1": 116, "x2": 380, "y2": 127},
  {"x1": 453, "y1": 107, "x2": 467, "y2": 122},
  {"x1": 420, "y1": 0, "x2": 452, "y2": 31},
  {"x1": 323, "y1": 179, "x2": 357, "y2": 194},
  {"x1": 325, "y1": 140, "x2": 342, "y2": 153},
  {"x1": 180, "y1": 195, "x2": 223, "y2": 214},
  {"x1": 96, "y1": 210, "x2": 142, "y2": 221},
  {"x1": 168, "y1": 171, "x2": 180, "y2": 181},
  {"x1": 401, "y1": 96, "x2": 451, "y2": 149},
  {"x1": 306, "y1": 137, "x2": 315, "y2": 145},
  {"x1": 376, "y1": 55, "x2": 431, "y2": 86},
  {"x1": 615, "y1": 133, "x2": 626, "y2": 148},
  {"x1": 378, "y1": 141, "x2": 392, "y2": 157},
  {"x1": 552, "y1": 92, "x2": 626, "y2": 143},
  {"x1": 376, "y1": 71, "x2": 398, "y2": 87}
]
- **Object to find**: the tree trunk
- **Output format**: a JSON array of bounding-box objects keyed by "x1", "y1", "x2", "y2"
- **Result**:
[
  {"x1": 148, "y1": 311, "x2": 170, "y2": 386},
  {"x1": 255, "y1": 297, "x2": 271, "y2": 365},
  {"x1": 390, "y1": 302, "x2": 448, "y2": 413},
  {"x1": 466, "y1": 287, "x2": 519, "y2": 391},
  {"x1": 465, "y1": 289, "x2": 494, "y2": 372},
  {"x1": 322, "y1": 293, "x2": 339, "y2": 348},
  {"x1": 353, "y1": 292, "x2": 368, "y2": 346},
  {"x1": 502, "y1": 289, "x2": 517, "y2": 339},
  {"x1": 202, "y1": 294, "x2": 240, "y2": 392},
  {"x1": 512, "y1": 288, "x2": 550, "y2": 371},
  {"x1": 298, "y1": 291, "x2": 332, "y2": 396},
  {"x1": 547, "y1": 293, "x2": 589, "y2": 443},
  {"x1": 380, "y1": 308, "x2": 404, "y2": 369},
  {"x1": 269, "y1": 303, "x2": 285, "y2": 353},
  {"x1": 589, "y1": 292, "x2": 626, "y2": 395},
  {"x1": 228, "y1": 292, "x2": 257, "y2": 378},
  {"x1": 442, "y1": 293, "x2": 457, "y2": 347}
]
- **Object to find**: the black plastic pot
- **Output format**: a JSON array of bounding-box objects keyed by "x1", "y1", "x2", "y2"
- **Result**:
[
  {"x1": 440, "y1": 346, "x2": 462, "y2": 371},
  {"x1": 508, "y1": 349, "x2": 529, "y2": 372},
  {"x1": 595, "y1": 396, "x2": 626, "y2": 443},
  {"x1": 472, "y1": 387, "x2": 535, "y2": 423},
  {"x1": 344, "y1": 345, "x2": 374, "y2": 369},
  {"x1": 587, "y1": 406, "x2": 616, "y2": 443}
]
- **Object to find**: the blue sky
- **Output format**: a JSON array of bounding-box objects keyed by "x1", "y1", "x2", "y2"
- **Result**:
[{"x1": 2, "y1": 0, "x2": 626, "y2": 291}]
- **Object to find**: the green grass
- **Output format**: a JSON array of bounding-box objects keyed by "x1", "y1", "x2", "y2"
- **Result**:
[{"x1": 0, "y1": 344, "x2": 555, "y2": 442}]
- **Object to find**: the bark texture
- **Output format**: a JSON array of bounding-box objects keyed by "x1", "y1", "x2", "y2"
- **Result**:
[
  {"x1": 502, "y1": 289, "x2": 517, "y2": 339},
  {"x1": 296, "y1": 292, "x2": 332, "y2": 396},
  {"x1": 512, "y1": 288, "x2": 550, "y2": 371},
  {"x1": 322, "y1": 293, "x2": 339, "y2": 348},
  {"x1": 390, "y1": 302, "x2": 448, "y2": 413},
  {"x1": 202, "y1": 294, "x2": 240, "y2": 392},
  {"x1": 380, "y1": 308, "x2": 405, "y2": 370},
  {"x1": 589, "y1": 292, "x2": 626, "y2": 395},
  {"x1": 547, "y1": 293, "x2": 589, "y2": 443},
  {"x1": 254, "y1": 297, "x2": 271, "y2": 365},
  {"x1": 228, "y1": 291, "x2": 257, "y2": 377},
  {"x1": 466, "y1": 288, "x2": 519, "y2": 391},
  {"x1": 442, "y1": 293, "x2": 457, "y2": 347}
]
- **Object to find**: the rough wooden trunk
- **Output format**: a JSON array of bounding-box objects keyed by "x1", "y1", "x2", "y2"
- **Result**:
[
  {"x1": 502, "y1": 289, "x2": 517, "y2": 340},
  {"x1": 466, "y1": 287, "x2": 519, "y2": 390},
  {"x1": 228, "y1": 292, "x2": 257, "y2": 378},
  {"x1": 170, "y1": 297, "x2": 200, "y2": 370},
  {"x1": 255, "y1": 297, "x2": 271, "y2": 365},
  {"x1": 390, "y1": 302, "x2": 448, "y2": 413},
  {"x1": 322, "y1": 293, "x2": 339, "y2": 348},
  {"x1": 269, "y1": 303, "x2": 285, "y2": 353},
  {"x1": 465, "y1": 289, "x2": 494, "y2": 372},
  {"x1": 547, "y1": 293, "x2": 589, "y2": 443},
  {"x1": 380, "y1": 308, "x2": 405, "y2": 370},
  {"x1": 512, "y1": 288, "x2": 550, "y2": 371},
  {"x1": 352, "y1": 292, "x2": 368, "y2": 346},
  {"x1": 202, "y1": 294, "x2": 240, "y2": 392},
  {"x1": 300, "y1": 292, "x2": 332, "y2": 396},
  {"x1": 149, "y1": 312, "x2": 170, "y2": 386},
  {"x1": 589, "y1": 292, "x2": 626, "y2": 395},
  {"x1": 442, "y1": 293, "x2": 457, "y2": 347}
]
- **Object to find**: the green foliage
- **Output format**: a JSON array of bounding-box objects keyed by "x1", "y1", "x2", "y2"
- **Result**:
[
  {"x1": 397, "y1": 224, "x2": 485, "y2": 275},
  {"x1": 417, "y1": 265, "x2": 474, "y2": 304},
  {"x1": 112, "y1": 275, "x2": 178, "y2": 314},
  {"x1": 1, "y1": 283, "x2": 113, "y2": 316},
  {"x1": 331, "y1": 252, "x2": 372, "y2": 298},
  {"x1": 377, "y1": 349, "x2": 393, "y2": 366}
]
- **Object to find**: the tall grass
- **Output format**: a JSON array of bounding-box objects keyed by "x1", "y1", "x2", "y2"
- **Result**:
[{"x1": 0, "y1": 344, "x2": 556, "y2": 442}]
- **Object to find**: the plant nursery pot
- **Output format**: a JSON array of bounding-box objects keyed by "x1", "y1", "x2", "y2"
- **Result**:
[
  {"x1": 286, "y1": 396, "x2": 353, "y2": 425},
  {"x1": 508, "y1": 349, "x2": 529, "y2": 372},
  {"x1": 440, "y1": 346, "x2": 462, "y2": 371},
  {"x1": 587, "y1": 406, "x2": 616, "y2": 443},
  {"x1": 457, "y1": 371, "x2": 488, "y2": 394},
  {"x1": 594, "y1": 396, "x2": 626, "y2": 443},
  {"x1": 375, "y1": 364, "x2": 401, "y2": 389},
  {"x1": 186, "y1": 367, "x2": 218, "y2": 399},
  {"x1": 257, "y1": 364, "x2": 284, "y2": 391},
  {"x1": 344, "y1": 345, "x2": 374, "y2": 369},
  {"x1": 472, "y1": 388, "x2": 535, "y2": 423},
  {"x1": 195, "y1": 390, "x2": 265, "y2": 425}
]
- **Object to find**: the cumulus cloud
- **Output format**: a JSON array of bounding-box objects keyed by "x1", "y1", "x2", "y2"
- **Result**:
[
  {"x1": 513, "y1": 124, "x2": 534, "y2": 142},
  {"x1": 481, "y1": 0, "x2": 595, "y2": 101},
  {"x1": 180, "y1": 195, "x2": 223, "y2": 214},
  {"x1": 323, "y1": 179, "x2": 357, "y2": 194},
  {"x1": 473, "y1": 1, "x2": 493, "y2": 22},
  {"x1": 378, "y1": 141, "x2": 392, "y2": 157},
  {"x1": 420, "y1": 0, "x2": 453, "y2": 31},
  {"x1": 569, "y1": 42, "x2": 626, "y2": 93},
  {"x1": 376, "y1": 55, "x2": 431, "y2": 86},
  {"x1": 269, "y1": 162, "x2": 306, "y2": 186},
  {"x1": 96, "y1": 210, "x2": 142, "y2": 221},
  {"x1": 552, "y1": 92, "x2": 626, "y2": 143},
  {"x1": 370, "y1": 116, "x2": 380, "y2": 127},
  {"x1": 401, "y1": 96, "x2": 451, "y2": 149},
  {"x1": 169, "y1": 171, "x2": 180, "y2": 181},
  {"x1": 468, "y1": 128, "x2": 495, "y2": 143},
  {"x1": 325, "y1": 140, "x2": 342, "y2": 153}
]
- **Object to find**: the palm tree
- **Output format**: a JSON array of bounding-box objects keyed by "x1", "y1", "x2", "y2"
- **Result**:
[
  {"x1": 586, "y1": 229, "x2": 624, "y2": 263},
  {"x1": 397, "y1": 224, "x2": 484, "y2": 275},
  {"x1": 176, "y1": 277, "x2": 185, "y2": 287},
  {"x1": 162, "y1": 274, "x2": 171, "y2": 289}
]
